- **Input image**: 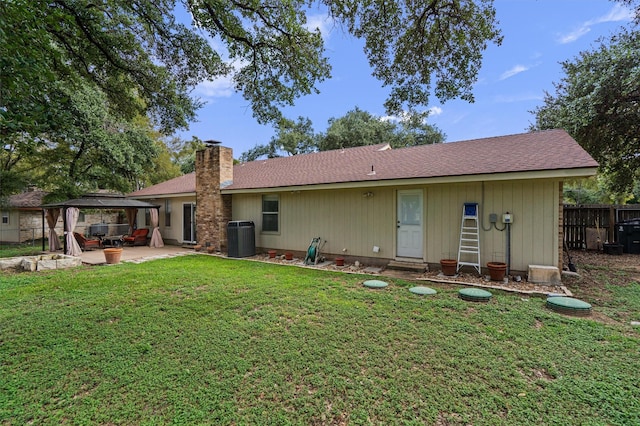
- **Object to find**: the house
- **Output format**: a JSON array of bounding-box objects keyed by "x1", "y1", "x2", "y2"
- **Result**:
[
  {"x1": 0, "y1": 190, "x2": 53, "y2": 243},
  {"x1": 0, "y1": 190, "x2": 121, "y2": 244},
  {"x1": 127, "y1": 173, "x2": 196, "y2": 245},
  {"x1": 129, "y1": 130, "x2": 598, "y2": 273}
]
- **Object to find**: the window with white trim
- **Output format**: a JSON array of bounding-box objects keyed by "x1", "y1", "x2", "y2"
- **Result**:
[
  {"x1": 1, "y1": 210, "x2": 8, "y2": 224},
  {"x1": 165, "y1": 199, "x2": 171, "y2": 227},
  {"x1": 262, "y1": 195, "x2": 279, "y2": 232}
]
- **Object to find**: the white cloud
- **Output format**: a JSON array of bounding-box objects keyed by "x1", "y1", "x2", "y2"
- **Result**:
[
  {"x1": 559, "y1": 26, "x2": 591, "y2": 44},
  {"x1": 558, "y1": 4, "x2": 633, "y2": 44},
  {"x1": 594, "y1": 3, "x2": 635, "y2": 24},
  {"x1": 429, "y1": 106, "x2": 443, "y2": 116},
  {"x1": 194, "y1": 77, "x2": 235, "y2": 99},
  {"x1": 499, "y1": 64, "x2": 529, "y2": 80},
  {"x1": 305, "y1": 14, "x2": 334, "y2": 41}
]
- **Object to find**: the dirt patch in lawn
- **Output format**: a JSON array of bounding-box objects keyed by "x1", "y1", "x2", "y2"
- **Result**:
[{"x1": 563, "y1": 250, "x2": 640, "y2": 294}]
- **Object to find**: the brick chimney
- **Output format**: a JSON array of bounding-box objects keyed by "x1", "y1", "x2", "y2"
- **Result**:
[{"x1": 195, "y1": 143, "x2": 233, "y2": 252}]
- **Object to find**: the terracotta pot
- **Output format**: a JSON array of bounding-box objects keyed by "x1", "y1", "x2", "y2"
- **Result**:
[
  {"x1": 193, "y1": 245, "x2": 202, "y2": 252},
  {"x1": 440, "y1": 259, "x2": 457, "y2": 276},
  {"x1": 104, "y1": 247, "x2": 123, "y2": 264},
  {"x1": 268, "y1": 250, "x2": 277, "y2": 259},
  {"x1": 487, "y1": 262, "x2": 507, "y2": 281},
  {"x1": 335, "y1": 257, "x2": 344, "y2": 266},
  {"x1": 285, "y1": 252, "x2": 293, "y2": 260},
  {"x1": 207, "y1": 246, "x2": 215, "y2": 254}
]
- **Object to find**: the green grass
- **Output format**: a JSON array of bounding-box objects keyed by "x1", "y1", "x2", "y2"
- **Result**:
[
  {"x1": 1, "y1": 256, "x2": 639, "y2": 425},
  {"x1": 0, "y1": 243, "x2": 45, "y2": 258}
]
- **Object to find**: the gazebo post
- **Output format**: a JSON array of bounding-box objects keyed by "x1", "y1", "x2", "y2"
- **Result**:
[
  {"x1": 41, "y1": 209, "x2": 45, "y2": 252},
  {"x1": 63, "y1": 207, "x2": 68, "y2": 255}
]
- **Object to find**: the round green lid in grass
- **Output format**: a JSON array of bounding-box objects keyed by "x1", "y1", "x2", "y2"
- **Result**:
[
  {"x1": 363, "y1": 280, "x2": 388, "y2": 289},
  {"x1": 458, "y1": 288, "x2": 492, "y2": 302},
  {"x1": 409, "y1": 286, "x2": 437, "y2": 295},
  {"x1": 546, "y1": 296, "x2": 592, "y2": 316}
]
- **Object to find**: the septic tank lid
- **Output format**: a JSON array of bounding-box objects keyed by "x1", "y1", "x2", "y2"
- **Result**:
[
  {"x1": 409, "y1": 286, "x2": 437, "y2": 295},
  {"x1": 546, "y1": 296, "x2": 592, "y2": 316},
  {"x1": 458, "y1": 288, "x2": 492, "y2": 302},
  {"x1": 363, "y1": 280, "x2": 388, "y2": 289}
]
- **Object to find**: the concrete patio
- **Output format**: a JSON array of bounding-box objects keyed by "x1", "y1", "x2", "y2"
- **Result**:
[{"x1": 80, "y1": 245, "x2": 195, "y2": 265}]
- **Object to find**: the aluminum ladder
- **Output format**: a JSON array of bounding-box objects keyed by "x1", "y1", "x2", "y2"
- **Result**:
[{"x1": 457, "y1": 203, "x2": 481, "y2": 274}]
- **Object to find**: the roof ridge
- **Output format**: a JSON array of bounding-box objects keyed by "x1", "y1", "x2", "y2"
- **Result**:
[{"x1": 238, "y1": 143, "x2": 391, "y2": 166}]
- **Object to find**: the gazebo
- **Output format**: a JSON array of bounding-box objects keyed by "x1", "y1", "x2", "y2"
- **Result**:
[{"x1": 41, "y1": 195, "x2": 162, "y2": 256}]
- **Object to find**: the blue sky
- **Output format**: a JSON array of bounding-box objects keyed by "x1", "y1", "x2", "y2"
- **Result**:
[{"x1": 176, "y1": 0, "x2": 635, "y2": 158}]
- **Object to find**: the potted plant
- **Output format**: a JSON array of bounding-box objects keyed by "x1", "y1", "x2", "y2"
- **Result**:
[
  {"x1": 440, "y1": 258, "x2": 458, "y2": 276},
  {"x1": 104, "y1": 247, "x2": 123, "y2": 264},
  {"x1": 487, "y1": 261, "x2": 507, "y2": 281}
]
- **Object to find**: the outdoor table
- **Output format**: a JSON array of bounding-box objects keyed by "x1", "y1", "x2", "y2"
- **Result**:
[{"x1": 102, "y1": 235, "x2": 123, "y2": 248}]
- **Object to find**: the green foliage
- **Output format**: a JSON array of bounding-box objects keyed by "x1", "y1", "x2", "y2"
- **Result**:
[
  {"x1": 320, "y1": 107, "x2": 445, "y2": 150},
  {"x1": 531, "y1": 29, "x2": 640, "y2": 198},
  {"x1": 240, "y1": 107, "x2": 445, "y2": 161},
  {"x1": 140, "y1": 140, "x2": 183, "y2": 188},
  {"x1": 563, "y1": 176, "x2": 629, "y2": 205},
  {"x1": 167, "y1": 137, "x2": 206, "y2": 175},
  {"x1": 2, "y1": 0, "x2": 501, "y2": 194},
  {"x1": 328, "y1": 0, "x2": 503, "y2": 114},
  {"x1": 0, "y1": 256, "x2": 638, "y2": 424}
]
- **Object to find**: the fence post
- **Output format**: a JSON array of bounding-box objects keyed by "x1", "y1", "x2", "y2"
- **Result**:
[{"x1": 609, "y1": 206, "x2": 615, "y2": 243}]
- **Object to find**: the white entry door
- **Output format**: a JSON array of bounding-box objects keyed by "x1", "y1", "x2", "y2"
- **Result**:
[{"x1": 397, "y1": 190, "x2": 423, "y2": 258}]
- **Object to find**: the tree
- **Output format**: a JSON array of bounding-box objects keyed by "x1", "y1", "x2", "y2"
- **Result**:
[
  {"x1": 563, "y1": 177, "x2": 618, "y2": 205},
  {"x1": 531, "y1": 29, "x2": 640, "y2": 197},
  {"x1": 329, "y1": 0, "x2": 502, "y2": 114},
  {"x1": 2, "y1": 0, "x2": 501, "y2": 194},
  {"x1": 239, "y1": 117, "x2": 318, "y2": 162},
  {"x1": 320, "y1": 108, "x2": 399, "y2": 151},
  {"x1": 168, "y1": 137, "x2": 207, "y2": 174},
  {"x1": 240, "y1": 108, "x2": 445, "y2": 161},
  {"x1": 320, "y1": 108, "x2": 445, "y2": 151},
  {"x1": 2, "y1": 0, "x2": 501, "y2": 134},
  {"x1": 1, "y1": 82, "x2": 159, "y2": 198},
  {"x1": 140, "y1": 140, "x2": 183, "y2": 189}
]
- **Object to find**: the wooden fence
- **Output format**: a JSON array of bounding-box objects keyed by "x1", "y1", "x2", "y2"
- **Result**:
[{"x1": 563, "y1": 204, "x2": 640, "y2": 249}]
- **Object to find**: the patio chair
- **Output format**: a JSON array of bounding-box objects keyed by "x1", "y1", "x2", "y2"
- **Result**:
[
  {"x1": 123, "y1": 228, "x2": 149, "y2": 246},
  {"x1": 73, "y1": 232, "x2": 102, "y2": 251}
]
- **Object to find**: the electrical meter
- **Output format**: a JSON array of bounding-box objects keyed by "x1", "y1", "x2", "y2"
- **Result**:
[{"x1": 502, "y1": 212, "x2": 512, "y2": 224}]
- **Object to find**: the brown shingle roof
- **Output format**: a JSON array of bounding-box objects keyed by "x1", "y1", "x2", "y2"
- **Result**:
[
  {"x1": 126, "y1": 130, "x2": 598, "y2": 196},
  {"x1": 8, "y1": 190, "x2": 47, "y2": 209},
  {"x1": 128, "y1": 173, "x2": 196, "y2": 198},
  {"x1": 226, "y1": 129, "x2": 598, "y2": 190}
]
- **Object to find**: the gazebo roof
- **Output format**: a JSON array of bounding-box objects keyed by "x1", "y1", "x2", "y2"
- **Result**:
[{"x1": 42, "y1": 196, "x2": 159, "y2": 209}]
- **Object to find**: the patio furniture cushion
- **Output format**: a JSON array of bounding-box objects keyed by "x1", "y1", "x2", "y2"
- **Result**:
[
  {"x1": 123, "y1": 228, "x2": 149, "y2": 246},
  {"x1": 73, "y1": 232, "x2": 101, "y2": 251}
]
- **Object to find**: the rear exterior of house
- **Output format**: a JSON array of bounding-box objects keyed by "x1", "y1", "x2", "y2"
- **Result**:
[
  {"x1": 130, "y1": 130, "x2": 598, "y2": 273},
  {"x1": 228, "y1": 180, "x2": 563, "y2": 272},
  {"x1": 128, "y1": 173, "x2": 197, "y2": 245}
]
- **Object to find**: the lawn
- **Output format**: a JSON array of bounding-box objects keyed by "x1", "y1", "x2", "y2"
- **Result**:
[
  {"x1": 1, "y1": 255, "x2": 639, "y2": 425},
  {"x1": 0, "y1": 243, "x2": 45, "y2": 259}
]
